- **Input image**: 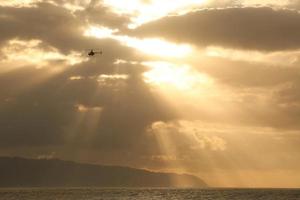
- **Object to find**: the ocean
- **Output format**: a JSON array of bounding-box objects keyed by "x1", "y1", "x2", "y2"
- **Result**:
[{"x1": 0, "y1": 188, "x2": 299, "y2": 200}]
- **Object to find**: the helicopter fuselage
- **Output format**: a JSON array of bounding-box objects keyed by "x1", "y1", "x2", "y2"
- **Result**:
[
  {"x1": 88, "y1": 51, "x2": 95, "y2": 56},
  {"x1": 88, "y1": 50, "x2": 102, "y2": 56}
]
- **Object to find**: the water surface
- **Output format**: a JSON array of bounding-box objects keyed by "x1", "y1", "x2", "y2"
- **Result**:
[{"x1": 0, "y1": 188, "x2": 299, "y2": 200}]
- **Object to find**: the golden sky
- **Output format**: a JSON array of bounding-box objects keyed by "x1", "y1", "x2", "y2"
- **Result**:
[{"x1": 1, "y1": 0, "x2": 300, "y2": 188}]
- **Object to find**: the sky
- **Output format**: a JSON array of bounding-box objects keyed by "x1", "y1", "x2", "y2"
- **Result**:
[{"x1": 1, "y1": 0, "x2": 300, "y2": 188}]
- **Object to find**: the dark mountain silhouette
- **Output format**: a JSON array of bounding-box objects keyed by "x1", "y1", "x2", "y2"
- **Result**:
[{"x1": 0, "y1": 157, "x2": 207, "y2": 188}]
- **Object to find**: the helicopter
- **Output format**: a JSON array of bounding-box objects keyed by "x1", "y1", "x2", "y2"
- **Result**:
[{"x1": 87, "y1": 49, "x2": 103, "y2": 56}]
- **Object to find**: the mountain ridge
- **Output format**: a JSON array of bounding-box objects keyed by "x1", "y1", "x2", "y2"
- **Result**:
[{"x1": 0, "y1": 157, "x2": 207, "y2": 188}]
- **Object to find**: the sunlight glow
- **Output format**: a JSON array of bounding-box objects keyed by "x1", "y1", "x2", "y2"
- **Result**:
[
  {"x1": 143, "y1": 61, "x2": 212, "y2": 90},
  {"x1": 76, "y1": 104, "x2": 103, "y2": 113},
  {"x1": 97, "y1": 74, "x2": 129, "y2": 86},
  {"x1": 69, "y1": 76, "x2": 84, "y2": 80},
  {"x1": 122, "y1": 37, "x2": 193, "y2": 58},
  {"x1": 84, "y1": 26, "x2": 118, "y2": 38},
  {"x1": 103, "y1": 0, "x2": 206, "y2": 27},
  {"x1": 0, "y1": 0, "x2": 41, "y2": 7},
  {"x1": 98, "y1": 74, "x2": 129, "y2": 80},
  {"x1": 84, "y1": 26, "x2": 193, "y2": 58},
  {"x1": 113, "y1": 59, "x2": 139, "y2": 65}
]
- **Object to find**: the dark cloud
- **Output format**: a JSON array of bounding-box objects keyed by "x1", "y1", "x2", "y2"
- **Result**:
[
  {"x1": 193, "y1": 57, "x2": 300, "y2": 130},
  {"x1": 52, "y1": 0, "x2": 131, "y2": 28},
  {"x1": 0, "y1": 67, "x2": 74, "y2": 147},
  {"x1": 288, "y1": 0, "x2": 300, "y2": 10},
  {"x1": 0, "y1": 2, "x2": 131, "y2": 55},
  {"x1": 131, "y1": 7, "x2": 300, "y2": 51},
  {"x1": 78, "y1": 3, "x2": 131, "y2": 29},
  {"x1": 275, "y1": 80, "x2": 300, "y2": 105},
  {"x1": 0, "y1": 3, "x2": 79, "y2": 49}
]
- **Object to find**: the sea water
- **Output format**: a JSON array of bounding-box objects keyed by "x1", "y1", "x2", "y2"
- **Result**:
[{"x1": 0, "y1": 188, "x2": 299, "y2": 200}]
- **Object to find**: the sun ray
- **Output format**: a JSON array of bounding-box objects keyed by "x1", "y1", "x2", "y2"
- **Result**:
[
  {"x1": 142, "y1": 61, "x2": 212, "y2": 90},
  {"x1": 103, "y1": 0, "x2": 207, "y2": 27}
]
